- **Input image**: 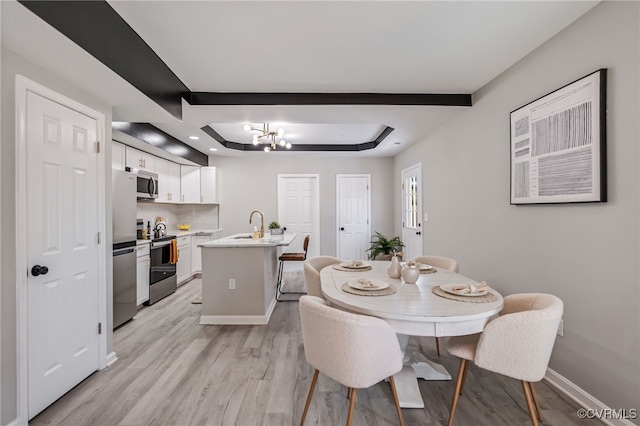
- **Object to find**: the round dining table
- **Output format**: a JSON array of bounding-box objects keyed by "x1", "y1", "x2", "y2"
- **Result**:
[{"x1": 321, "y1": 260, "x2": 503, "y2": 408}]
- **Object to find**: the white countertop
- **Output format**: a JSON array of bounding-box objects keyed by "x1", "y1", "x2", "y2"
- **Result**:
[
  {"x1": 201, "y1": 232, "x2": 297, "y2": 248},
  {"x1": 137, "y1": 228, "x2": 223, "y2": 245}
]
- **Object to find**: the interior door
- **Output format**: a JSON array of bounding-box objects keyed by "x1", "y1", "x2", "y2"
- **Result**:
[
  {"x1": 401, "y1": 164, "x2": 423, "y2": 261},
  {"x1": 277, "y1": 175, "x2": 319, "y2": 258},
  {"x1": 26, "y1": 91, "x2": 100, "y2": 418},
  {"x1": 337, "y1": 175, "x2": 370, "y2": 260}
]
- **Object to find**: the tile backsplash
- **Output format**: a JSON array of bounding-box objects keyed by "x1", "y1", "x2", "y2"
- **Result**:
[{"x1": 137, "y1": 202, "x2": 220, "y2": 231}]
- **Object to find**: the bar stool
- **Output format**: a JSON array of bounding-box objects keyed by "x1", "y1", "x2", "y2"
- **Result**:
[{"x1": 276, "y1": 235, "x2": 310, "y2": 302}]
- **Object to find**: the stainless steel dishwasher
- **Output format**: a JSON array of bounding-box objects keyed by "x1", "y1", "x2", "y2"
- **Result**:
[{"x1": 112, "y1": 243, "x2": 137, "y2": 328}]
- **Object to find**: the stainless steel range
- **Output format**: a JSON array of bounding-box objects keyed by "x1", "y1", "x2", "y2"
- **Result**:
[{"x1": 148, "y1": 235, "x2": 177, "y2": 305}]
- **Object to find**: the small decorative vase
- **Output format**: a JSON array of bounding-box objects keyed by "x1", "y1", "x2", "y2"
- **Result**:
[
  {"x1": 401, "y1": 264, "x2": 420, "y2": 284},
  {"x1": 387, "y1": 255, "x2": 401, "y2": 279}
]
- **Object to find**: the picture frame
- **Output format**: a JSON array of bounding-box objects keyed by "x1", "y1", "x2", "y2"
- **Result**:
[{"x1": 510, "y1": 69, "x2": 607, "y2": 204}]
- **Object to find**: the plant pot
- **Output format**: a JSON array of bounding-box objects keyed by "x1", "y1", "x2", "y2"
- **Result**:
[{"x1": 270, "y1": 228, "x2": 284, "y2": 235}]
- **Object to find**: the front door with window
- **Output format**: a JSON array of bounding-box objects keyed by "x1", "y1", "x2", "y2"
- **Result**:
[{"x1": 401, "y1": 164, "x2": 423, "y2": 261}]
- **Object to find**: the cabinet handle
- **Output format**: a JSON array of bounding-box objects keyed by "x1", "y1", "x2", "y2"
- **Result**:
[{"x1": 182, "y1": 194, "x2": 185, "y2": 202}]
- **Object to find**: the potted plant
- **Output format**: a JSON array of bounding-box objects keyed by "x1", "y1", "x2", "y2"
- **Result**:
[
  {"x1": 366, "y1": 232, "x2": 404, "y2": 260},
  {"x1": 268, "y1": 220, "x2": 284, "y2": 235}
]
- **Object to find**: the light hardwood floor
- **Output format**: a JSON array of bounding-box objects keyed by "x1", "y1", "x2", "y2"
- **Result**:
[{"x1": 31, "y1": 277, "x2": 602, "y2": 425}]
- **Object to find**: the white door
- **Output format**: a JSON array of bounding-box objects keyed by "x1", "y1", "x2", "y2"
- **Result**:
[
  {"x1": 277, "y1": 175, "x2": 320, "y2": 258},
  {"x1": 337, "y1": 175, "x2": 371, "y2": 260},
  {"x1": 401, "y1": 164, "x2": 423, "y2": 261},
  {"x1": 26, "y1": 91, "x2": 100, "y2": 418}
]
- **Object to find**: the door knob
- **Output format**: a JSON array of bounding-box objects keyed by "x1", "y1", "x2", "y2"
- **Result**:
[
  {"x1": 340, "y1": 227, "x2": 345, "y2": 231},
  {"x1": 416, "y1": 231, "x2": 421, "y2": 236},
  {"x1": 31, "y1": 265, "x2": 49, "y2": 276}
]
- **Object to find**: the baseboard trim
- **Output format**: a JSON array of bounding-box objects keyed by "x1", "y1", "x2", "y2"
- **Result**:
[
  {"x1": 545, "y1": 368, "x2": 637, "y2": 426},
  {"x1": 105, "y1": 351, "x2": 118, "y2": 368},
  {"x1": 200, "y1": 299, "x2": 276, "y2": 325}
]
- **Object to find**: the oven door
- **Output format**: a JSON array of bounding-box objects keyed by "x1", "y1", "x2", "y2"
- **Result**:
[{"x1": 150, "y1": 240, "x2": 177, "y2": 284}]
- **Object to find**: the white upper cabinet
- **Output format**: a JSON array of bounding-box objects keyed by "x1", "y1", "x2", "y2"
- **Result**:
[
  {"x1": 180, "y1": 165, "x2": 201, "y2": 203},
  {"x1": 115, "y1": 142, "x2": 219, "y2": 204},
  {"x1": 125, "y1": 146, "x2": 155, "y2": 172},
  {"x1": 112, "y1": 141, "x2": 126, "y2": 170},
  {"x1": 166, "y1": 161, "x2": 181, "y2": 203},
  {"x1": 154, "y1": 157, "x2": 182, "y2": 203},
  {"x1": 200, "y1": 166, "x2": 219, "y2": 204},
  {"x1": 154, "y1": 157, "x2": 170, "y2": 202}
]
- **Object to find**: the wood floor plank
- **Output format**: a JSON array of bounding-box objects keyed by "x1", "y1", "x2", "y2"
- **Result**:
[{"x1": 30, "y1": 277, "x2": 604, "y2": 426}]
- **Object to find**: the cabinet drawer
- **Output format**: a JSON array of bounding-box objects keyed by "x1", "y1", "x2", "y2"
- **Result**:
[
  {"x1": 177, "y1": 235, "x2": 192, "y2": 247},
  {"x1": 136, "y1": 244, "x2": 150, "y2": 257}
]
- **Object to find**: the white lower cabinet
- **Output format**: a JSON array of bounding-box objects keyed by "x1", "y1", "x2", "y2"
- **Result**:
[
  {"x1": 136, "y1": 244, "x2": 150, "y2": 306},
  {"x1": 177, "y1": 235, "x2": 192, "y2": 284},
  {"x1": 191, "y1": 234, "x2": 213, "y2": 273}
]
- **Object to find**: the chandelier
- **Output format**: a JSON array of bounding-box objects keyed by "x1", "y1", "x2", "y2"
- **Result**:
[{"x1": 243, "y1": 123, "x2": 292, "y2": 152}]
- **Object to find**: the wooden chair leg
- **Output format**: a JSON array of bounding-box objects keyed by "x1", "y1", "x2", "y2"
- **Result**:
[
  {"x1": 300, "y1": 369, "x2": 319, "y2": 426},
  {"x1": 447, "y1": 359, "x2": 467, "y2": 426},
  {"x1": 346, "y1": 388, "x2": 357, "y2": 426},
  {"x1": 435, "y1": 337, "x2": 441, "y2": 356},
  {"x1": 521, "y1": 380, "x2": 540, "y2": 426},
  {"x1": 459, "y1": 358, "x2": 470, "y2": 395},
  {"x1": 528, "y1": 381, "x2": 543, "y2": 422},
  {"x1": 388, "y1": 376, "x2": 405, "y2": 426}
]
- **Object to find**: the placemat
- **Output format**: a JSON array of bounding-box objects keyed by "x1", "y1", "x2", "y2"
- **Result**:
[
  {"x1": 432, "y1": 286, "x2": 497, "y2": 303},
  {"x1": 332, "y1": 264, "x2": 373, "y2": 272},
  {"x1": 341, "y1": 283, "x2": 397, "y2": 296},
  {"x1": 420, "y1": 267, "x2": 437, "y2": 274}
]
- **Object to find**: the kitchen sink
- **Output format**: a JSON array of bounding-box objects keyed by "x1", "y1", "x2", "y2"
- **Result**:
[{"x1": 232, "y1": 235, "x2": 253, "y2": 239}]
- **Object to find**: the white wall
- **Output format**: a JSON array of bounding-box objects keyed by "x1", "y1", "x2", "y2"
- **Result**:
[
  {"x1": 394, "y1": 1, "x2": 639, "y2": 416},
  {"x1": 1, "y1": 47, "x2": 114, "y2": 425},
  {"x1": 208, "y1": 155, "x2": 395, "y2": 256}
]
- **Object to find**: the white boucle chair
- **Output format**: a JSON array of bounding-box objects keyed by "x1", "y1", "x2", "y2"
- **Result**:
[
  {"x1": 303, "y1": 256, "x2": 342, "y2": 298},
  {"x1": 411, "y1": 255, "x2": 460, "y2": 356},
  {"x1": 446, "y1": 293, "x2": 564, "y2": 426},
  {"x1": 299, "y1": 296, "x2": 404, "y2": 426}
]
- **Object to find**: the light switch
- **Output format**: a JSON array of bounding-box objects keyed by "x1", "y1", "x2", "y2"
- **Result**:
[{"x1": 423, "y1": 213, "x2": 429, "y2": 222}]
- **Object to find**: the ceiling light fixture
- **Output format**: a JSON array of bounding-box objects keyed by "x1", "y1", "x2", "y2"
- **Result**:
[
  {"x1": 243, "y1": 123, "x2": 291, "y2": 151},
  {"x1": 189, "y1": 135, "x2": 200, "y2": 140}
]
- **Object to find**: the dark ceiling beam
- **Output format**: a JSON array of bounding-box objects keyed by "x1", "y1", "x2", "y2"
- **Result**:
[
  {"x1": 201, "y1": 125, "x2": 394, "y2": 152},
  {"x1": 18, "y1": 0, "x2": 188, "y2": 121},
  {"x1": 114, "y1": 123, "x2": 208, "y2": 166},
  {"x1": 189, "y1": 92, "x2": 472, "y2": 107}
]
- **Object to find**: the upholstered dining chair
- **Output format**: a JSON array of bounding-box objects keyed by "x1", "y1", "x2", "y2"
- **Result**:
[
  {"x1": 303, "y1": 256, "x2": 342, "y2": 298},
  {"x1": 298, "y1": 296, "x2": 405, "y2": 426},
  {"x1": 411, "y1": 255, "x2": 460, "y2": 355},
  {"x1": 276, "y1": 234, "x2": 310, "y2": 301},
  {"x1": 446, "y1": 293, "x2": 563, "y2": 426}
]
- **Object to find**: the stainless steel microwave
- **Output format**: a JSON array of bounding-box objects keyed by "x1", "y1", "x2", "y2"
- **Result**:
[{"x1": 126, "y1": 167, "x2": 158, "y2": 199}]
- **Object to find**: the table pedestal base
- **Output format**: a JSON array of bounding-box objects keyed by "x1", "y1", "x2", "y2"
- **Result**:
[{"x1": 394, "y1": 335, "x2": 452, "y2": 408}]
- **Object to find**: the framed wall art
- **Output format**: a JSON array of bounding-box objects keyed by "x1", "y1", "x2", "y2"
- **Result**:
[{"x1": 510, "y1": 69, "x2": 607, "y2": 204}]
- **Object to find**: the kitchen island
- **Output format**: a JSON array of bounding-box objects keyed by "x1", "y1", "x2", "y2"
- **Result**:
[{"x1": 198, "y1": 232, "x2": 298, "y2": 325}]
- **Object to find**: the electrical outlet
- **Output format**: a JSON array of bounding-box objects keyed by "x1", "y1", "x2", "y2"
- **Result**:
[
  {"x1": 557, "y1": 319, "x2": 564, "y2": 337},
  {"x1": 229, "y1": 278, "x2": 236, "y2": 290}
]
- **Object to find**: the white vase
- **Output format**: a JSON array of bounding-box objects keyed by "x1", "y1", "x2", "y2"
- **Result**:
[
  {"x1": 401, "y1": 265, "x2": 420, "y2": 284},
  {"x1": 387, "y1": 255, "x2": 401, "y2": 278}
]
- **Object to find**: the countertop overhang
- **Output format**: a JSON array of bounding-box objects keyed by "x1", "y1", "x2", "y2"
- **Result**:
[{"x1": 201, "y1": 232, "x2": 297, "y2": 248}]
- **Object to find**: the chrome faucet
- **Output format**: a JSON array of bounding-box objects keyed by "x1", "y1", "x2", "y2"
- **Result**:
[{"x1": 249, "y1": 210, "x2": 265, "y2": 238}]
